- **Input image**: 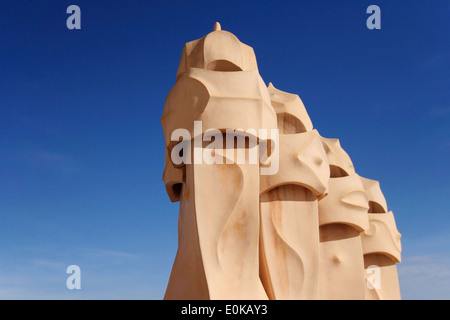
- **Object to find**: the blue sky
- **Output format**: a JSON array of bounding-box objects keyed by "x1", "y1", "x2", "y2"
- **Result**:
[{"x1": 0, "y1": 0, "x2": 448, "y2": 299}]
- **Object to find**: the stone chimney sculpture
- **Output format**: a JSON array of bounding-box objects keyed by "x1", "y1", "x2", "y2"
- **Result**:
[{"x1": 160, "y1": 23, "x2": 402, "y2": 300}]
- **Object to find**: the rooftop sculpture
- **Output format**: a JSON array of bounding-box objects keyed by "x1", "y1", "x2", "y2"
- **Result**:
[{"x1": 161, "y1": 22, "x2": 401, "y2": 300}]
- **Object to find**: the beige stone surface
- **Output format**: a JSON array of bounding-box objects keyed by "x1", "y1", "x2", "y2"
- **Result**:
[
  {"x1": 258, "y1": 86, "x2": 325, "y2": 300},
  {"x1": 165, "y1": 150, "x2": 268, "y2": 299},
  {"x1": 260, "y1": 130, "x2": 329, "y2": 196},
  {"x1": 161, "y1": 23, "x2": 402, "y2": 300},
  {"x1": 320, "y1": 137, "x2": 355, "y2": 178},
  {"x1": 317, "y1": 172, "x2": 368, "y2": 299},
  {"x1": 359, "y1": 177, "x2": 402, "y2": 300},
  {"x1": 267, "y1": 83, "x2": 313, "y2": 133},
  {"x1": 318, "y1": 224, "x2": 366, "y2": 299},
  {"x1": 318, "y1": 174, "x2": 370, "y2": 231},
  {"x1": 260, "y1": 185, "x2": 320, "y2": 300}
]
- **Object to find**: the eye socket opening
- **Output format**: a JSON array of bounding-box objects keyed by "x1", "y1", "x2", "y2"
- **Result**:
[
  {"x1": 171, "y1": 183, "x2": 183, "y2": 199},
  {"x1": 276, "y1": 112, "x2": 307, "y2": 134},
  {"x1": 368, "y1": 201, "x2": 386, "y2": 213},
  {"x1": 206, "y1": 60, "x2": 243, "y2": 72},
  {"x1": 329, "y1": 165, "x2": 349, "y2": 178}
]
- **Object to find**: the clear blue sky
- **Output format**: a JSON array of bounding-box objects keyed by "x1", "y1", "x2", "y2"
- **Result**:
[{"x1": 0, "y1": 0, "x2": 448, "y2": 299}]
